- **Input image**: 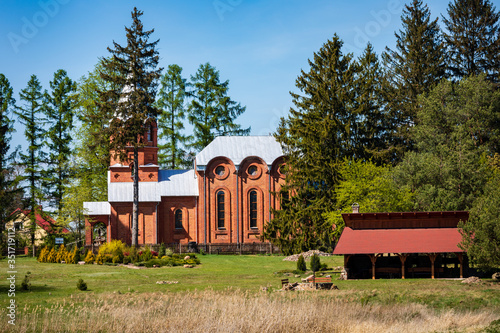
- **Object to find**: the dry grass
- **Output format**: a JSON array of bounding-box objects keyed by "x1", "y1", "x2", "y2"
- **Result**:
[{"x1": 5, "y1": 290, "x2": 497, "y2": 333}]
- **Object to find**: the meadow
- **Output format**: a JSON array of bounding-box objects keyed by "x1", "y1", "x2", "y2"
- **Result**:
[{"x1": 1, "y1": 255, "x2": 499, "y2": 332}]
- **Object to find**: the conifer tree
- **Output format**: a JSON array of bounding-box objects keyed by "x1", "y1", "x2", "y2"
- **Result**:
[
  {"x1": 188, "y1": 62, "x2": 249, "y2": 152},
  {"x1": 443, "y1": 0, "x2": 500, "y2": 82},
  {"x1": 43, "y1": 69, "x2": 77, "y2": 217},
  {"x1": 156, "y1": 64, "x2": 190, "y2": 169},
  {"x1": 0, "y1": 74, "x2": 19, "y2": 250},
  {"x1": 99, "y1": 7, "x2": 162, "y2": 246},
  {"x1": 264, "y1": 35, "x2": 358, "y2": 254},
  {"x1": 382, "y1": 0, "x2": 446, "y2": 161},
  {"x1": 354, "y1": 44, "x2": 387, "y2": 163},
  {"x1": 15, "y1": 75, "x2": 46, "y2": 255}
]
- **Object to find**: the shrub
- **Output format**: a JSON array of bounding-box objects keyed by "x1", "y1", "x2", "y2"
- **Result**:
[
  {"x1": 21, "y1": 272, "x2": 31, "y2": 291},
  {"x1": 38, "y1": 247, "x2": 49, "y2": 263},
  {"x1": 77, "y1": 279, "x2": 87, "y2": 291},
  {"x1": 84, "y1": 251, "x2": 95, "y2": 264},
  {"x1": 139, "y1": 246, "x2": 153, "y2": 262},
  {"x1": 112, "y1": 255, "x2": 122, "y2": 264},
  {"x1": 310, "y1": 254, "x2": 321, "y2": 273},
  {"x1": 122, "y1": 256, "x2": 131, "y2": 265},
  {"x1": 165, "y1": 248, "x2": 173, "y2": 257},
  {"x1": 297, "y1": 255, "x2": 306, "y2": 272},
  {"x1": 128, "y1": 246, "x2": 139, "y2": 263},
  {"x1": 159, "y1": 243, "x2": 166, "y2": 257},
  {"x1": 47, "y1": 247, "x2": 57, "y2": 263},
  {"x1": 56, "y1": 245, "x2": 68, "y2": 263}
]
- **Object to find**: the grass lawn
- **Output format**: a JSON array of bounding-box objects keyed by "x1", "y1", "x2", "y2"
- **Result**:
[{"x1": 1, "y1": 255, "x2": 500, "y2": 332}]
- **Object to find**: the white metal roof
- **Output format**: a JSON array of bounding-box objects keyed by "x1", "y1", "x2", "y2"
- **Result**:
[
  {"x1": 107, "y1": 169, "x2": 198, "y2": 202},
  {"x1": 83, "y1": 202, "x2": 111, "y2": 215},
  {"x1": 195, "y1": 136, "x2": 283, "y2": 167}
]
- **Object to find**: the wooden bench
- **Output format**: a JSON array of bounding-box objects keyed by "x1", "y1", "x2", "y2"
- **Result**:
[{"x1": 313, "y1": 277, "x2": 335, "y2": 290}]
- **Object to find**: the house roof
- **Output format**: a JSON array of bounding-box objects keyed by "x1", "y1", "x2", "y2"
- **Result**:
[
  {"x1": 11, "y1": 208, "x2": 69, "y2": 234},
  {"x1": 107, "y1": 169, "x2": 198, "y2": 202},
  {"x1": 195, "y1": 136, "x2": 284, "y2": 167},
  {"x1": 333, "y1": 227, "x2": 464, "y2": 255}
]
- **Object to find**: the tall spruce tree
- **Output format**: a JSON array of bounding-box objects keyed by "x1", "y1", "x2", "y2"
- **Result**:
[
  {"x1": 99, "y1": 7, "x2": 162, "y2": 246},
  {"x1": 188, "y1": 62, "x2": 249, "y2": 152},
  {"x1": 156, "y1": 64, "x2": 190, "y2": 169},
  {"x1": 443, "y1": 0, "x2": 500, "y2": 82},
  {"x1": 0, "y1": 74, "x2": 19, "y2": 251},
  {"x1": 15, "y1": 75, "x2": 46, "y2": 255},
  {"x1": 264, "y1": 35, "x2": 359, "y2": 254},
  {"x1": 382, "y1": 0, "x2": 446, "y2": 162},
  {"x1": 43, "y1": 69, "x2": 77, "y2": 217},
  {"x1": 354, "y1": 43, "x2": 387, "y2": 163}
]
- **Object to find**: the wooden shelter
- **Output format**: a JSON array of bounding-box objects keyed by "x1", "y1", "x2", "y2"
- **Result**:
[{"x1": 333, "y1": 211, "x2": 469, "y2": 279}]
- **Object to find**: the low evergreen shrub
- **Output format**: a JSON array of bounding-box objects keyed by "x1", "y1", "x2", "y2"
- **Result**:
[
  {"x1": 77, "y1": 279, "x2": 87, "y2": 291},
  {"x1": 310, "y1": 254, "x2": 321, "y2": 273},
  {"x1": 21, "y1": 272, "x2": 31, "y2": 291}
]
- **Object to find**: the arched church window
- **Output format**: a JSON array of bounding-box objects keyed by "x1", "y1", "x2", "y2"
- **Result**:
[
  {"x1": 174, "y1": 209, "x2": 183, "y2": 229},
  {"x1": 249, "y1": 190, "x2": 258, "y2": 229},
  {"x1": 217, "y1": 190, "x2": 225, "y2": 229}
]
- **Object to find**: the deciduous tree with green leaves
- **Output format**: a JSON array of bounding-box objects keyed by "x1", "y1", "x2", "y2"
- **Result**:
[
  {"x1": 99, "y1": 7, "x2": 162, "y2": 246},
  {"x1": 394, "y1": 75, "x2": 500, "y2": 211},
  {"x1": 156, "y1": 64, "x2": 191, "y2": 169},
  {"x1": 460, "y1": 154, "x2": 500, "y2": 270},
  {"x1": 323, "y1": 159, "x2": 415, "y2": 241}
]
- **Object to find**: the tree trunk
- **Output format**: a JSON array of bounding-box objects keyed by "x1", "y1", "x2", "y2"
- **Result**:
[{"x1": 132, "y1": 147, "x2": 139, "y2": 246}]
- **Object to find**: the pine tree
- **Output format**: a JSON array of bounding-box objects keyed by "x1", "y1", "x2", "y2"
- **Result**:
[
  {"x1": 382, "y1": 0, "x2": 446, "y2": 161},
  {"x1": 443, "y1": 0, "x2": 500, "y2": 82},
  {"x1": 264, "y1": 35, "x2": 358, "y2": 254},
  {"x1": 188, "y1": 62, "x2": 249, "y2": 152},
  {"x1": 15, "y1": 75, "x2": 46, "y2": 256},
  {"x1": 156, "y1": 64, "x2": 190, "y2": 169},
  {"x1": 0, "y1": 74, "x2": 20, "y2": 251},
  {"x1": 99, "y1": 7, "x2": 162, "y2": 246},
  {"x1": 43, "y1": 69, "x2": 77, "y2": 217}
]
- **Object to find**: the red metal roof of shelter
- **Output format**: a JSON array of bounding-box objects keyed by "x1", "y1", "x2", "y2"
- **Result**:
[{"x1": 333, "y1": 227, "x2": 464, "y2": 255}]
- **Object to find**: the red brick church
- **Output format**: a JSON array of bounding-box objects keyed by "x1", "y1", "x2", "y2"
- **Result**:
[{"x1": 84, "y1": 121, "x2": 285, "y2": 247}]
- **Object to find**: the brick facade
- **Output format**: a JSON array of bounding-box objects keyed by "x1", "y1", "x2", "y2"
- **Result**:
[{"x1": 85, "y1": 123, "x2": 285, "y2": 246}]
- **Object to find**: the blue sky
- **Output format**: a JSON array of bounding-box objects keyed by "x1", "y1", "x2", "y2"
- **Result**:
[{"x1": 1, "y1": 0, "x2": 453, "y2": 153}]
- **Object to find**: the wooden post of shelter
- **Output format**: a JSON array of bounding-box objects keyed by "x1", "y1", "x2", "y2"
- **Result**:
[
  {"x1": 456, "y1": 253, "x2": 464, "y2": 278},
  {"x1": 428, "y1": 253, "x2": 438, "y2": 279},
  {"x1": 398, "y1": 253, "x2": 408, "y2": 279},
  {"x1": 368, "y1": 254, "x2": 378, "y2": 280}
]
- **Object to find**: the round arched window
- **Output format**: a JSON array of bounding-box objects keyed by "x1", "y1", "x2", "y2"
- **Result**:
[
  {"x1": 215, "y1": 166, "x2": 225, "y2": 176},
  {"x1": 248, "y1": 165, "x2": 258, "y2": 176}
]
